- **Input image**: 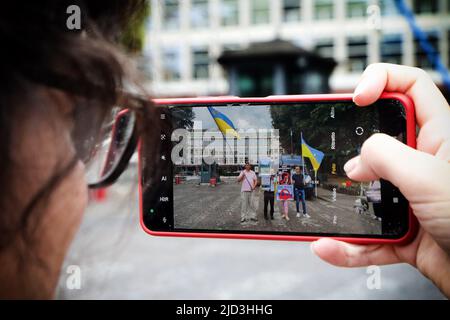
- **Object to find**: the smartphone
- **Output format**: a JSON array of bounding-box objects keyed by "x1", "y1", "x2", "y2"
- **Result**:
[{"x1": 139, "y1": 93, "x2": 418, "y2": 244}]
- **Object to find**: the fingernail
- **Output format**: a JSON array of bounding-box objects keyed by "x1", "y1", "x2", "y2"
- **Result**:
[
  {"x1": 353, "y1": 84, "x2": 364, "y2": 101},
  {"x1": 353, "y1": 80, "x2": 369, "y2": 103},
  {"x1": 344, "y1": 158, "x2": 358, "y2": 175}
]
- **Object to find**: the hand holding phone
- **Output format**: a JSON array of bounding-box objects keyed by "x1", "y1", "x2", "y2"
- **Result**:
[
  {"x1": 140, "y1": 85, "x2": 417, "y2": 244},
  {"x1": 311, "y1": 63, "x2": 450, "y2": 298}
]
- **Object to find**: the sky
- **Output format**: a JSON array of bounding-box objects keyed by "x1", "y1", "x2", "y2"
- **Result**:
[{"x1": 192, "y1": 104, "x2": 274, "y2": 131}]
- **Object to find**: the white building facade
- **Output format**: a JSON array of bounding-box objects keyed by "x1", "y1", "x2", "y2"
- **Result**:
[
  {"x1": 173, "y1": 128, "x2": 281, "y2": 166},
  {"x1": 144, "y1": 0, "x2": 450, "y2": 97}
]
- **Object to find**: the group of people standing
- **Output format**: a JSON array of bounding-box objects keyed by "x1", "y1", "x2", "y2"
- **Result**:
[{"x1": 237, "y1": 163, "x2": 310, "y2": 224}]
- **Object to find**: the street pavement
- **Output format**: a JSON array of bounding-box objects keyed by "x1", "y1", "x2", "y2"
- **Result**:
[
  {"x1": 56, "y1": 166, "x2": 445, "y2": 299},
  {"x1": 174, "y1": 181, "x2": 381, "y2": 234}
]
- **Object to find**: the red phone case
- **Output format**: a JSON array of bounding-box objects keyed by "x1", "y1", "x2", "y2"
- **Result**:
[{"x1": 139, "y1": 93, "x2": 418, "y2": 245}]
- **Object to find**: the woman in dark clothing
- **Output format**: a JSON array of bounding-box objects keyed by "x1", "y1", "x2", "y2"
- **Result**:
[{"x1": 292, "y1": 166, "x2": 309, "y2": 218}]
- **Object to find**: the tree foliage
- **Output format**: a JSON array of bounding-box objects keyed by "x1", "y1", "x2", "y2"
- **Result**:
[
  {"x1": 270, "y1": 103, "x2": 380, "y2": 177},
  {"x1": 120, "y1": 0, "x2": 150, "y2": 53}
]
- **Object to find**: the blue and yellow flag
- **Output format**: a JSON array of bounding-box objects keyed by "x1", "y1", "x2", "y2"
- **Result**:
[
  {"x1": 301, "y1": 136, "x2": 324, "y2": 172},
  {"x1": 207, "y1": 106, "x2": 240, "y2": 139}
]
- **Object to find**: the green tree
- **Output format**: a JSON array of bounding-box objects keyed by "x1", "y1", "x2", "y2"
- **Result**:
[
  {"x1": 120, "y1": 1, "x2": 150, "y2": 53},
  {"x1": 172, "y1": 107, "x2": 195, "y2": 129},
  {"x1": 270, "y1": 103, "x2": 379, "y2": 176}
]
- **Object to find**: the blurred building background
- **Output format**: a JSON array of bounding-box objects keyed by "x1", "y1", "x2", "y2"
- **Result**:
[{"x1": 142, "y1": 0, "x2": 450, "y2": 97}]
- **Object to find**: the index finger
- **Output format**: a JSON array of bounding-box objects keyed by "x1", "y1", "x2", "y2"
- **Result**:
[{"x1": 353, "y1": 63, "x2": 450, "y2": 127}]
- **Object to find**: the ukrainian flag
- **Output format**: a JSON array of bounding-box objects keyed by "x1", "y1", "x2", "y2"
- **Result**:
[
  {"x1": 301, "y1": 136, "x2": 324, "y2": 172},
  {"x1": 207, "y1": 106, "x2": 240, "y2": 139}
]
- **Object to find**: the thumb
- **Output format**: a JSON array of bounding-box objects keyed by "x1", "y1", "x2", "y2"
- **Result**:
[{"x1": 343, "y1": 133, "x2": 449, "y2": 200}]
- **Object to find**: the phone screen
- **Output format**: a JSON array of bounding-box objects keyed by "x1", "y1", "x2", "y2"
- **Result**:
[{"x1": 140, "y1": 99, "x2": 409, "y2": 239}]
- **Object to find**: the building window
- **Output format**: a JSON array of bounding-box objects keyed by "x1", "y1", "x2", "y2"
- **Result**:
[
  {"x1": 346, "y1": 0, "x2": 367, "y2": 18},
  {"x1": 190, "y1": 0, "x2": 209, "y2": 28},
  {"x1": 221, "y1": 0, "x2": 239, "y2": 26},
  {"x1": 448, "y1": 30, "x2": 450, "y2": 68},
  {"x1": 379, "y1": 0, "x2": 398, "y2": 16},
  {"x1": 222, "y1": 43, "x2": 241, "y2": 51},
  {"x1": 138, "y1": 53, "x2": 153, "y2": 81},
  {"x1": 162, "y1": 0, "x2": 180, "y2": 29},
  {"x1": 415, "y1": 32, "x2": 439, "y2": 69},
  {"x1": 314, "y1": 0, "x2": 334, "y2": 20},
  {"x1": 162, "y1": 48, "x2": 181, "y2": 81},
  {"x1": 302, "y1": 72, "x2": 324, "y2": 94},
  {"x1": 192, "y1": 48, "x2": 210, "y2": 79},
  {"x1": 237, "y1": 68, "x2": 273, "y2": 97},
  {"x1": 347, "y1": 37, "x2": 368, "y2": 72},
  {"x1": 413, "y1": 0, "x2": 438, "y2": 14},
  {"x1": 251, "y1": 0, "x2": 270, "y2": 25},
  {"x1": 283, "y1": 0, "x2": 301, "y2": 22},
  {"x1": 380, "y1": 34, "x2": 403, "y2": 65},
  {"x1": 314, "y1": 38, "x2": 334, "y2": 59}
]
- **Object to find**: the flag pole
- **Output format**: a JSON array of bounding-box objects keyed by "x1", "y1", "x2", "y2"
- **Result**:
[
  {"x1": 290, "y1": 129, "x2": 293, "y2": 155},
  {"x1": 223, "y1": 133, "x2": 235, "y2": 166},
  {"x1": 300, "y1": 132, "x2": 306, "y2": 178},
  {"x1": 314, "y1": 170, "x2": 317, "y2": 198}
]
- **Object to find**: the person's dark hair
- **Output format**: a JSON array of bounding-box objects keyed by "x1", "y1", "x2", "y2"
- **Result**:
[{"x1": 0, "y1": 1, "x2": 151, "y2": 256}]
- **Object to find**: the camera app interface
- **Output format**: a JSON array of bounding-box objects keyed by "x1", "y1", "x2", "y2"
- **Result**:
[{"x1": 143, "y1": 101, "x2": 408, "y2": 237}]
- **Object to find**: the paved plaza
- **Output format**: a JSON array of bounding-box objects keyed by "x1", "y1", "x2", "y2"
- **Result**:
[{"x1": 174, "y1": 181, "x2": 381, "y2": 235}]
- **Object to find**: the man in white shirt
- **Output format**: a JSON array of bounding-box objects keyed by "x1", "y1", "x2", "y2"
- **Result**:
[{"x1": 237, "y1": 162, "x2": 257, "y2": 223}]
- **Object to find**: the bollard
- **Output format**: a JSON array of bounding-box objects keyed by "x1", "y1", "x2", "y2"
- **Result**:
[{"x1": 93, "y1": 188, "x2": 107, "y2": 202}]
